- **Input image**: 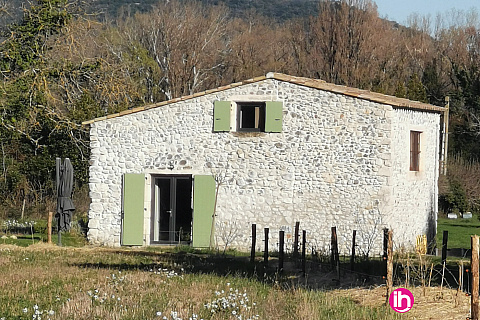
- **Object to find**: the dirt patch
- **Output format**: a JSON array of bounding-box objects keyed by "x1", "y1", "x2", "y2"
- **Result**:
[{"x1": 335, "y1": 286, "x2": 470, "y2": 319}]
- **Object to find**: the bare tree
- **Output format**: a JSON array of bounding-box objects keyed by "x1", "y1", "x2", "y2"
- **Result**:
[{"x1": 131, "y1": 0, "x2": 229, "y2": 100}]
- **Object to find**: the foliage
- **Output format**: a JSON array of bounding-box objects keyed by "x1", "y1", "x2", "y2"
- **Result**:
[
  {"x1": 439, "y1": 179, "x2": 469, "y2": 214},
  {"x1": 406, "y1": 73, "x2": 428, "y2": 103},
  {"x1": 439, "y1": 155, "x2": 480, "y2": 214}
]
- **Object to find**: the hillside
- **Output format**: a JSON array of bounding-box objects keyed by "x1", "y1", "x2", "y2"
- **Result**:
[{"x1": 1, "y1": 0, "x2": 321, "y2": 24}]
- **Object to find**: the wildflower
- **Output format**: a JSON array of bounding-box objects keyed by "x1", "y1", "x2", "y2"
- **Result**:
[
  {"x1": 23, "y1": 308, "x2": 28, "y2": 313},
  {"x1": 48, "y1": 311, "x2": 55, "y2": 315},
  {"x1": 156, "y1": 311, "x2": 162, "y2": 316}
]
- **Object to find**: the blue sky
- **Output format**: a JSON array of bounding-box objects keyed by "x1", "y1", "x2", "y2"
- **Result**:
[{"x1": 374, "y1": 0, "x2": 480, "y2": 24}]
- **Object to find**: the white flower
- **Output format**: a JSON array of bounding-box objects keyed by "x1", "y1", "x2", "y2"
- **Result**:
[
  {"x1": 156, "y1": 311, "x2": 162, "y2": 316},
  {"x1": 48, "y1": 310, "x2": 55, "y2": 315},
  {"x1": 23, "y1": 308, "x2": 28, "y2": 313}
]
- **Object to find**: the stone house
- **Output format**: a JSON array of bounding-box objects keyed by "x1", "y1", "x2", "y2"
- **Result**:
[{"x1": 83, "y1": 73, "x2": 447, "y2": 255}]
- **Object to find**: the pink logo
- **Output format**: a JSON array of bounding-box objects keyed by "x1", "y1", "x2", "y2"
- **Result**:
[{"x1": 389, "y1": 288, "x2": 414, "y2": 313}]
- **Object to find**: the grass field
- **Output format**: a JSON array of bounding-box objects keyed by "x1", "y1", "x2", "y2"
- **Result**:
[
  {"x1": 0, "y1": 244, "x2": 403, "y2": 320},
  {"x1": 0, "y1": 244, "x2": 474, "y2": 320},
  {"x1": 437, "y1": 216, "x2": 480, "y2": 249}
]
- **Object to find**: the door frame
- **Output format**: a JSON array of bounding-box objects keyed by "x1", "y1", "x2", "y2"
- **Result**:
[{"x1": 149, "y1": 174, "x2": 193, "y2": 245}]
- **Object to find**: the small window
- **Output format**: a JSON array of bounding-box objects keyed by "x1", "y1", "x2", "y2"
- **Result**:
[
  {"x1": 237, "y1": 102, "x2": 265, "y2": 132},
  {"x1": 410, "y1": 131, "x2": 421, "y2": 171}
]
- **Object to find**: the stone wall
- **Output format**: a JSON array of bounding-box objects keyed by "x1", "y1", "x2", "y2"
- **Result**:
[
  {"x1": 87, "y1": 78, "x2": 439, "y2": 255},
  {"x1": 389, "y1": 109, "x2": 440, "y2": 250}
]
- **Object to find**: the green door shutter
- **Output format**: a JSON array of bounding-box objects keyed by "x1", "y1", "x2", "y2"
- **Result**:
[
  {"x1": 122, "y1": 173, "x2": 145, "y2": 245},
  {"x1": 265, "y1": 101, "x2": 283, "y2": 132},
  {"x1": 192, "y1": 175, "x2": 216, "y2": 248},
  {"x1": 213, "y1": 101, "x2": 231, "y2": 132}
]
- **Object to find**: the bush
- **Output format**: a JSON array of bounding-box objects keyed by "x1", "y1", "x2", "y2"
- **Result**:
[
  {"x1": 439, "y1": 179, "x2": 468, "y2": 214},
  {"x1": 439, "y1": 155, "x2": 480, "y2": 215}
]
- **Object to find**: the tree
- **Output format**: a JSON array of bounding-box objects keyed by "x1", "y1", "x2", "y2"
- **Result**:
[
  {"x1": 130, "y1": 0, "x2": 230, "y2": 100},
  {"x1": 406, "y1": 73, "x2": 428, "y2": 103}
]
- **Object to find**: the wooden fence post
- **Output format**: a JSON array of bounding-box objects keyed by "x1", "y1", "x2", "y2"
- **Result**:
[
  {"x1": 250, "y1": 224, "x2": 256, "y2": 264},
  {"x1": 47, "y1": 211, "x2": 53, "y2": 244},
  {"x1": 386, "y1": 230, "x2": 393, "y2": 304},
  {"x1": 302, "y1": 230, "x2": 306, "y2": 275},
  {"x1": 331, "y1": 227, "x2": 340, "y2": 280},
  {"x1": 442, "y1": 230, "x2": 448, "y2": 265},
  {"x1": 279, "y1": 230, "x2": 285, "y2": 272},
  {"x1": 264, "y1": 228, "x2": 269, "y2": 267},
  {"x1": 294, "y1": 221, "x2": 300, "y2": 259},
  {"x1": 471, "y1": 235, "x2": 479, "y2": 320},
  {"x1": 351, "y1": 230, "x2": 356, "y2": 271}
]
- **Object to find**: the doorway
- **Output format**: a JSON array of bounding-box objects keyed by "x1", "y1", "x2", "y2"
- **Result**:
[{"x1": 151, "y1": 175, "x2": 192, "y2": 244}]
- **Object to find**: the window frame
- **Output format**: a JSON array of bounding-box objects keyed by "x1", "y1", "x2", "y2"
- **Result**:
[
  {"x1": 236, "y1": 102, "x2": 266, "y2": 132},
  {"x1": 410, "y1": 130, "x2": 421, "y2": 171}
]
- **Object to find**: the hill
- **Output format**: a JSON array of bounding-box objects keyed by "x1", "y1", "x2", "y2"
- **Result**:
[{"x1": 1, "y1": 0, "x2": 321, "y2": 24}]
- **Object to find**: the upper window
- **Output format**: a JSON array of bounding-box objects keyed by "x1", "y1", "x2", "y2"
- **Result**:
[
  {"x1": 410, "y1": 131, "x2": 421, "y2": 171},
  {"x1": 213, "y1": 100, "x2": 283, "y2": 133},
  {"x1": 237, "y1": 102, "x2": 265, "y2": 132}
]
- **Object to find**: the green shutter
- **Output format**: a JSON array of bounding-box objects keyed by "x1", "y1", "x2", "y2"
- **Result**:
[
  {"x1": 192, "y1": 175, "x2": 216, "y2": 248},
  {"x1": 121, "y1": 173, "x2": 145, "y2": 245},
  {"x1": 265, "y1": 101, "x2": 283, "y2": 132},
  {"x1": 213, "y1": 101, "x2": 231, "y2": 132}
]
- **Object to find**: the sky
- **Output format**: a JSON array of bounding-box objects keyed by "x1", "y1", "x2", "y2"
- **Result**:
[{"x1": 374, "y1": 0, "x2": 480, "y2": 25}]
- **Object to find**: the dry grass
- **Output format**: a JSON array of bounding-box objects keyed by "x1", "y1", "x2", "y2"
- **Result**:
[
  {"x1": 338, "y1": 286, "x2": 471, "y2": 320},
  {"x1": 0, "y1": 244, "x2": 473, "y2": 319}
]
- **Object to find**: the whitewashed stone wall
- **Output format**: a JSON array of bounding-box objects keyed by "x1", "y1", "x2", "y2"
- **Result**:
[
  {"x1": 388, "y1": 109, "x2": 440, "y2": 250},
  {"x1": 87, "y1": 78, "x2": 439, "y2": 255}
]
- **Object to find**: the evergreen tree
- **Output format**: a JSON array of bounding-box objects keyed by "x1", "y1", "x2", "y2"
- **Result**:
[{"x1": 406, "y1": 73, "x2": 428, "y2": 103}]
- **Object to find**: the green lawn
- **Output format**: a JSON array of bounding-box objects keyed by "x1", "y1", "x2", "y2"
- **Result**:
[
  {"x1": 437, "y1": 216, "x2": 480, "y2": 248},
  {"x1": 0, "y1": 231, "x2": 86, "y2": 247}
]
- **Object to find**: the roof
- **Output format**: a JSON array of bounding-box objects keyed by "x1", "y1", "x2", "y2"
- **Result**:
[{"x1": 82, "y1": 72, "x2": 446, "y2": 125}]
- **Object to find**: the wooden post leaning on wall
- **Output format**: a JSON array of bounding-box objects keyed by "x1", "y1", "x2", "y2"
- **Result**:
[
  {"x1": 264, "y1": 228, "x2": 269, "y2": 267},
  {"x1": 331, "y1": 227, "x2": 340, "y2": 280},
  {"x1": 279, "y1": 230, "x2": 285, "y2": 272},
  {"x1": 302, "y1": 230, "x2": 306, "y2": 275},
  {"x1": 331, "y1": 227, "x2": 338, "y2": 267},
  {"x1": 471, "y1": 235, "x2": 479, "y2": 320},
  {"x1": 441, "y1": 96, "x2": 450, "y2": 175},
  {"x1": 47, "y1": 211, "x2": 53, "y2": 244},
  {"x1": 351, "y1": 230, "x2": 356, "y2": 271},
  {"x1": 250, "y1": 224, "x2": 256, "y2": 264},
  {"x1": 386, "y1": 230, "x2": 394, "y2": 304},
  {"x1": 294, "y1": 221, "x2": 300, "y2": 260}
]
